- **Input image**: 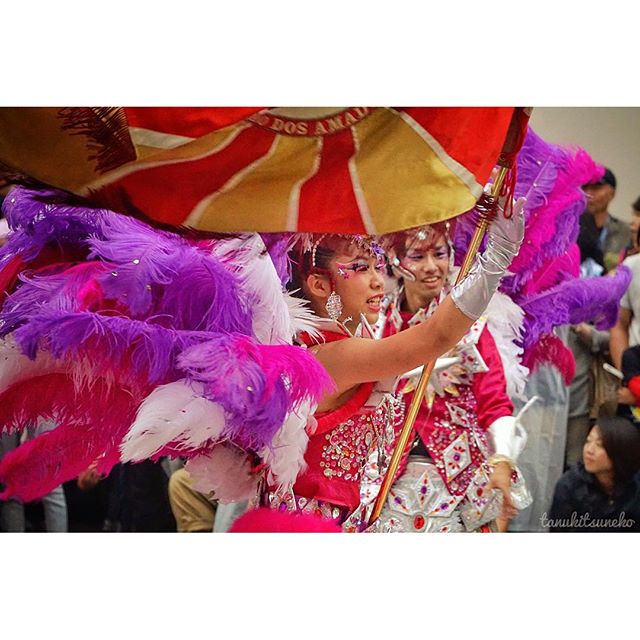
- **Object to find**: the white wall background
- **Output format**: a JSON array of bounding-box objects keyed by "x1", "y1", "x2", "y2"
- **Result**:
[{"x1": 530, "y1": 107, "x2": 640, "y2": 222}]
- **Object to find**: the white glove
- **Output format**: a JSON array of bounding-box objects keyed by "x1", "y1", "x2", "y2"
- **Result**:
[
  {"x1": 488, "y1": 395, "x2": 539, "y2": 461},
  {"x1": 451, "y1": 196, "x2": 526, "y2": 320}
]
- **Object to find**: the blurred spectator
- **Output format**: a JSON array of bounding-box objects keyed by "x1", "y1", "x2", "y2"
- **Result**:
[
  {"x1": 567, "y1": 167, "x2": 628, "y2": 467},
  {"x1": 0, "y1": 422, "x2": 68, "y2": 532},
  {"x1": 547, "y1": 417, "x2": 640, "y2": 532},
  {"x1": 577, "y1": 168, "x2": 629, "y2": 276},
  {"x1": 168, "y1": 467, "x2": 216, "y2": 533},
  {"x1": 622, "y1": 196, "x2": 640, "y2": 258},
  {"x1": 566, "y1": 323, "x2": 612, "y2": 468},
  {"x1": 616, "y1": 344, "x2": 640, "y2": 425},
  {"x1": 72, "y1": 459, "x2": 176, "y2": 532},
  {"x1": 610, "y1": 227, "x2": 640, "y2": 371},
  {"x1": 213, "y1": 501, "x2": 249, "y2": 532}
]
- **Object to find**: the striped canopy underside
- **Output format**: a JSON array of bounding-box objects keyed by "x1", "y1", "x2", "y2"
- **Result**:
[{"x1": 0, "y1": 107, "x2": 514, "y2": 234}]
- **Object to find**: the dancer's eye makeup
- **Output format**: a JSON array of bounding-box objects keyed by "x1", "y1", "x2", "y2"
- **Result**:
[
  {"x1": 335, "y1": 256, "x2": 386, "y2": 279},
  {"x1": 336, "y1": 259, "x2": 368, "y2": 279}
]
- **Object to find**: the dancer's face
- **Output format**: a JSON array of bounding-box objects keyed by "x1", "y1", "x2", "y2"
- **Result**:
[
  {"x1": 304, "y1": 238, "x2": 386, "y2": 328},
  {"x1": 583, "y1": 425, "x2": 613, "y2": 475},
  {"x1": 328, "y1": 245, "x2": 386, "y2": 326},
  {"x1": 401, "y1": 231, "x2": 450, "y2": 308}
]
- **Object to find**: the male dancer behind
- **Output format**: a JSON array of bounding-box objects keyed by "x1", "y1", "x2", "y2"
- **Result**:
[{"x1": 379, "y1": 224, "x2": 522, "y2": 532}]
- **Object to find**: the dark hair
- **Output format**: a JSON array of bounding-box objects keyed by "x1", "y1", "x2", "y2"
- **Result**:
[
  {"x1": 387, "y1": 223, "x2": 450, "y2": 262},
  {"x1": 287, "y1": 236, "x2": 342, "y2": 296},
  {"x1": 632, "y1": 196, "x2": 640, "y2": 213},
  {"x1": 591, "y1": 417, "x2": 640, "y2": 487}
]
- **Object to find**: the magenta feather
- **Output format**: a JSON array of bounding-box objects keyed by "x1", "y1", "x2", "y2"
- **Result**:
[
  {"x1": 503, "y1": 135, "x2": 602, "y2": 296},
  {"x1": 10, "y1": 309, "x2": 333, "y2": 455},
  {"x1": 0, "y1": 262, "x2": 110, "y2": 338},
  {"x1": 0, "y1": 373, "x2": 136, "y2": 501},
  {"x1": 453, "y1": 128, "x2": 602, "y2": 299},
  {"x1": 177, "y1": 335, "x2": 334, "y2": 451},
  {"x1": 521, "y1": 244, "x2": 581, "y2": 297},
  {"x1": 229, "y1": 507, "x2": 341, "y2": 533}
]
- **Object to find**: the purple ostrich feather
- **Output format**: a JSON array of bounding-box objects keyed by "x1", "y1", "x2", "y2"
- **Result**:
[
  {"x1": 1, "y1": 187, "x2": 254, "y2": 336},
  {"x1": 12, "y1": 308, "x2": 214, "y2": 386},
  {"x1": 453, "y1": 128, "x2": 603, "y2": 300},
  {"x1": 89, "y1": 213, "x2": 253, "y2": 333},
  {"x1": 0, "y1": 187, "x2": 110, "y2": 266},
  {"x1": 10, "y1": 306, "x2": 333, "y2": 453},
  {"x1": 520, "y1": 265, "x2": 632, "y2": 349}
]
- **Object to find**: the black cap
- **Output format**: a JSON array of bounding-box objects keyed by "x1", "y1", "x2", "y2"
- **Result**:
[{"x1": 592, "y1": 167, "x2": 617, "y2": 189}]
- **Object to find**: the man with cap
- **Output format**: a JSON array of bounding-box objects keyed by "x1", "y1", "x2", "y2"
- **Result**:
[{"x1": 577, "y1": 168, "x2": 630, "y2": 275}]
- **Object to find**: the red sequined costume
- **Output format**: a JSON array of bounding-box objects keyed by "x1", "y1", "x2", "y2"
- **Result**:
[{"x1": 263, "y1": 325, "x2": 404, "y2": 532}]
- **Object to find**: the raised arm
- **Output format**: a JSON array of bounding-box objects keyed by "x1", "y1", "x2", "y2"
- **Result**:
[{"x1": 315, "y1": 200, "x2": 525, "y2": 395}]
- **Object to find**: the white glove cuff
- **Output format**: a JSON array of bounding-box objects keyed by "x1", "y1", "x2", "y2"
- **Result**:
[{"x1": 488, "y1": 415, "x2": 527, "y2": 462}]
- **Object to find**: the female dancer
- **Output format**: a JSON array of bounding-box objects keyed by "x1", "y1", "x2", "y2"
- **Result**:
[
  {"x1": 259, "y1": 203, "x2": 524, "y2": 531},
  {"x1": 0, "y1": 188, "x2": 522, "y2": 532}
]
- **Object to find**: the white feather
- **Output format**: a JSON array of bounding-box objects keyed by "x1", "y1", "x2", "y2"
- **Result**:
[
  {"x1": 261, "y1": 400, "x2": 316, "y2": 489},
  {"x1": 485, "y1": 292, "x2": 530, "y2": 400},
  {"x1": 185, "y1": 444, "x2": 258, "y2": 503},
  {"x1": 212, "y1": 233, "x2": 293, "y2": 344},
  {"x1": 120, "y1": 379, "x2": 226, "y2": 462},
  {"x1": 284, "y1": 293, "x2": 323, "y2": 340}
]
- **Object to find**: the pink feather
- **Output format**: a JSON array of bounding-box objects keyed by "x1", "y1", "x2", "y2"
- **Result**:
[
  {"x1": 508, "y1": 147, "x2": 601, "y2": 286},
  {"x1": 229, "y1": 507, "x2": 341, "y2": 533},
  {"x1": 522, "y1": 244, "x2": 581, "y2": 296},
  {"x1": 522, "y1": 335, "x2": 576, "y2": 385},
  {"x1": 0, "y1": 373, "x2": 137, "y2": 501}
]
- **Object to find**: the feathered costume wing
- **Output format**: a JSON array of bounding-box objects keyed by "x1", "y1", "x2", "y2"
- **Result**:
[
  {"x1": 454, "y1": 127, "x2": 631, "y2": 387},
  {"x1": 0, "y1": 188, "x2": 333, "y2": 502}
]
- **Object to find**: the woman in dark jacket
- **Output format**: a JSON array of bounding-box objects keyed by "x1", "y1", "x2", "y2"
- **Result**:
[{"x1": 548, "y1": 417, "x2": 640, "y2": 532}]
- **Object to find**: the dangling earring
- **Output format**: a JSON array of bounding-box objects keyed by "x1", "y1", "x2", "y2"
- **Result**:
[{"x1": 325, "y1": 290, "x2": 343, "y2": 321}]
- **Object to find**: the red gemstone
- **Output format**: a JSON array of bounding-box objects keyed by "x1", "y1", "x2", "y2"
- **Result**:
[{"x1": 413, "y1": 514, "x2": 426, "y2": 530}]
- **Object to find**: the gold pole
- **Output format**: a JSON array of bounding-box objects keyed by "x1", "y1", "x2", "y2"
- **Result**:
[{"x1": 368, "y1": 166, "x2": 510, "y2": 526}]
